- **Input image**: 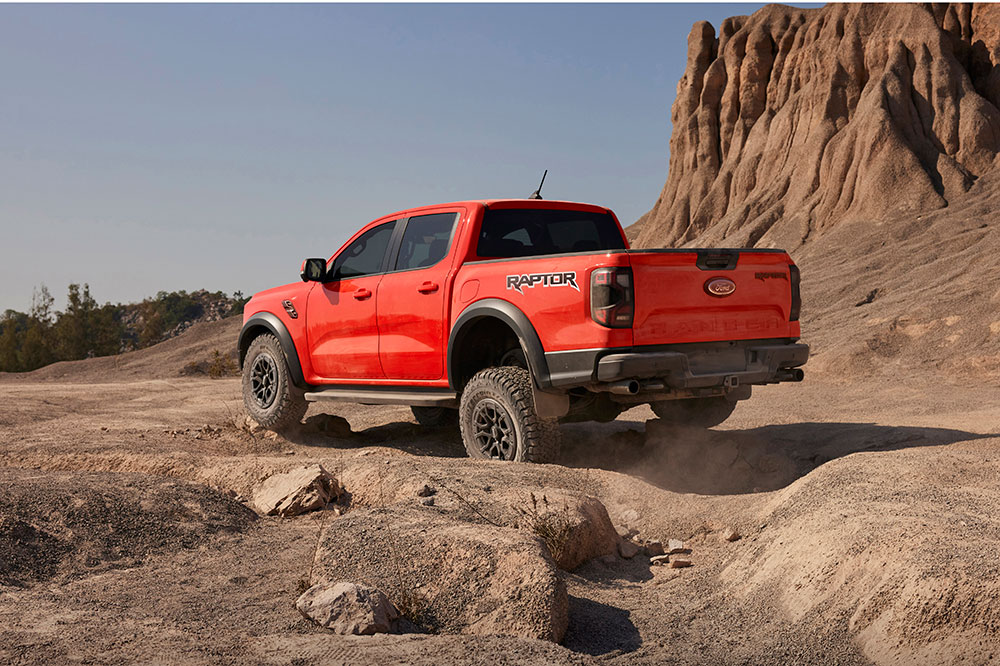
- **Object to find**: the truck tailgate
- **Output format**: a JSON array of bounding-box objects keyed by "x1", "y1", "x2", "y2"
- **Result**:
[{"x1": 629, "y1": 249, "x2": 799, "y2": 346}]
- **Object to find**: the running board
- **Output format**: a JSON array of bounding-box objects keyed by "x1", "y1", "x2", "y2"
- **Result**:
[{"x1": 303, "y1": 388, "x2": 458, "y2": 408}]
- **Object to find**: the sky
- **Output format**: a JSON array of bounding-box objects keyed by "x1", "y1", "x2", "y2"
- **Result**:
[{"x1": 0, "y1": 3, "x2": 776, "y2": 312}]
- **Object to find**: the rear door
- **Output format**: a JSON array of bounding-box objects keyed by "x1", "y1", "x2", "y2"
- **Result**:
[
  {"x1": 376, "y1": 211, "x2": 459, "y2": 379},
  {"x1": 306, "y1": 220, "x2": 397, "y2": 380},
  {"x1": 629, "y1": 250, "x2": 798, "y2": 346}
]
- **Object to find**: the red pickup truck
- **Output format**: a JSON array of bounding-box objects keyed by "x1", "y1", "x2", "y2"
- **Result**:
[{"x1": 239, "y1": 199, "x2": 808, "y2": 463}]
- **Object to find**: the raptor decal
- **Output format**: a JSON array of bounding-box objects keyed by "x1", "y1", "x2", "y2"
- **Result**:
[{"x1": 506, "y1": 271, "x2": 579, "y2": 294}]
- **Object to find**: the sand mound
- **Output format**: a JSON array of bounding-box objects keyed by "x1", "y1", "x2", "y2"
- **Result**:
[
  {"x1": 0, "y1": 468, "x2": 256, "y2": 587},
  {"x1": 311, "y1": 505, "x2": 569, "y2": 641},
  {"x1": 721, "y1": 438, "x2": 1000, "y2": 664}
]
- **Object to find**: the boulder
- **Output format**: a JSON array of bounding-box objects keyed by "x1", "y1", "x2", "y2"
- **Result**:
[
  {"x1": 509, "y1": 492, "x2": 620, "y2": 571},
  {"x1": 252, "y1": 464, "x2": 340, "y2": 517},
  {"x1": 296, "y1": 582, "x2": 398, "y2": 635},
  {"x1": 311, "y1": 506, "x2": 567, "y2": 642}
]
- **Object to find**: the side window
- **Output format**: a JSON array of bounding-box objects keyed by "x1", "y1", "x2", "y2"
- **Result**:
[
  {"x1": 330, "y1": 221, "x2": 395, "y2": 281},
  {"x1": 394, "y1": 213, "x2": 457, "y2": 271}
]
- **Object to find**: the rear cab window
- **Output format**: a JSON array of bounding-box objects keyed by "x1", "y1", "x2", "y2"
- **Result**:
[{"x1": 477, "y1": 208, "x2": 627, "y2": 259}]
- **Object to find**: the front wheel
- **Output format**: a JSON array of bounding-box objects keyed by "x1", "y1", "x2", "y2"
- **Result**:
[
  {"x1": 242, "y1": 333, "x2": 308, "y2": 431},
  {"x1": 650, "y1": 396, "x2": 739, "y2": 428},
  {"x1": 459, "y1": 367, "x2": 560, "y2": 463}
]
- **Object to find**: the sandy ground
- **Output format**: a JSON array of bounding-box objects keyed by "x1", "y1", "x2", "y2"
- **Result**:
[{"x1": 1, "y1": 365, "x2": 998, "y2": 665}]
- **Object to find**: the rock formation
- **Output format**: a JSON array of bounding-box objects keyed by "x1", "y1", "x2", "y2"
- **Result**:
[{"x1": 632, "y1": 3, "x2": 1000, "y2": 250}]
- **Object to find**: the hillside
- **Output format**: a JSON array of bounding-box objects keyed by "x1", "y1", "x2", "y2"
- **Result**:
[
  {"x1": 0, "y1": 316, "x2": 241, "y2": 383},
  {"x1": 630, "y1": 2, "x2": 1000, "y2": 379}
]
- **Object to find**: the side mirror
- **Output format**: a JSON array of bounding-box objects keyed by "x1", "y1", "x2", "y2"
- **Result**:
[{"x1": 300, "y1": 258, "x2": 327, "y2": 282}]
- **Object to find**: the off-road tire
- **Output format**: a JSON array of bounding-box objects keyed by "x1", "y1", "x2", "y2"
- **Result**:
[
  {"x1": 650, "y1": 396, "x2": 738, "y2": 428},
  {"x1": 459, "y1": 366, "x2": 560, "y2": 464},
  {"x1": 242, "y1": 333, "x2": 308, "y2": 432},
  {"x1": 411, "y1": 406, "x2": 458, "y2": 427}
]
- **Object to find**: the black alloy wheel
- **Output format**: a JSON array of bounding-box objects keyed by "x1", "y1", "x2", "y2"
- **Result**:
[
  {"x1": 250, "y1": 353, "x2": 278, "y2": 409},
  {"x1": 472, "y1": 397, "x2": 517, "y2": 460}
]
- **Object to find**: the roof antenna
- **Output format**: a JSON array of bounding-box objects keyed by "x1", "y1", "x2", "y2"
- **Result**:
[{"x1": 528, "y1": 170, "x2": 547, "y2": 199}]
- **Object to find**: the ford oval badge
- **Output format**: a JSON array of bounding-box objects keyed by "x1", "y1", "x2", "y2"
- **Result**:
[{"x1": 705, "y1": 277, "x2": 737, "y2": 297}]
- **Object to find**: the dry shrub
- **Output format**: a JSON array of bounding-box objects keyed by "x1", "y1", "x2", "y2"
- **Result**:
[
  {"x1": 181, "y1": 349, "x2": 239, "y2": 378},
  {"x1": 514, "y1": 493, "x2": 573, "y2": 565}
]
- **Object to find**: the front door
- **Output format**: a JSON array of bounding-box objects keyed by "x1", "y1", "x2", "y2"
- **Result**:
[
  {"x1": 307, "y1": 220, "x2": 396, "y2": 380},
  {"x1": 377, "y1": 212, "x2": 458, "y2": 380}
]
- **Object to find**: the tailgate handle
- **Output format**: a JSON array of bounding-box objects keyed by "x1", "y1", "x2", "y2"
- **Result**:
[{"x1": 696, "y1": 250, "x2": 738, "y2": 271}]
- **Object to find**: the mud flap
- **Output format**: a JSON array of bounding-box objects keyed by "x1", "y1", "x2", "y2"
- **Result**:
[{"x1": 531, "y1": 383, "x2": 570, "y2": 419}]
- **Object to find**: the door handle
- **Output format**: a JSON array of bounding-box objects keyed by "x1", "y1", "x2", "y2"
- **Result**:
[
  {"x1": 353, "y1": 287, "x2": 372, "y2": 300},
  {"x1": 417, "y1": 281, "x2": 439, "y2": 294}
]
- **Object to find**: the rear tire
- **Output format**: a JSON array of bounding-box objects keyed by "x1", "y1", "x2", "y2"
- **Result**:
[
  {"x1": 242, "y1": 334, "x2": 308, "y2": 432},
  {"x1": 459, "y1": 366, "x2": 560, "y2": 463},
  {"x1": 411, "y1": 406, "x2": 458, "y2": 427},
  {"x1": 650, "y1": 396, "x2": 738, "y2": 428}
]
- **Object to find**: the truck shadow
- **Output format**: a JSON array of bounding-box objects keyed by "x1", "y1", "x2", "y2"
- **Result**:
[{"x1": 560, "y1": 419, "x2": 992, "y2": 495}]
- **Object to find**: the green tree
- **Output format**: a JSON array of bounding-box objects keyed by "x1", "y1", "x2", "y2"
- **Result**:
[
  {"x1": 20, "y1": 320, "x2": 54, "y2": 370},
  {"x1": 52, "y1": 283, "x2": 120, "y2": 361},
  {"x1": 0, "y1": 310, "x2": 27, "y2": 372}
]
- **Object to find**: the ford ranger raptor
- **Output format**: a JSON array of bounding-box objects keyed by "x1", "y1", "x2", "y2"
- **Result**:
[{"x1": 239, "y1": 199, "x2": 808, "y2": 463}]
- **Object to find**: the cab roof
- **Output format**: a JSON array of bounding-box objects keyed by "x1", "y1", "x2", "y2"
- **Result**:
[{"x1": 385, "y1": 198, "x2": 613, "y2": 219}]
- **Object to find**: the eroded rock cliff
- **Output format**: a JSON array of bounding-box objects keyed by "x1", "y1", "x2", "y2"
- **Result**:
[{"x1": 633, "y1": 3, "x2": 1000, "y2": 250}]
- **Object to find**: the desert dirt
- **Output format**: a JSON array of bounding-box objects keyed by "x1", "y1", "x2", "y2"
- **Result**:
[
  {"x1": 5, "y1": 3, "x2": 1000, "y2": 662},
  {"x1": 2, "y1": 318, "x2": 999, "y2": 665}
]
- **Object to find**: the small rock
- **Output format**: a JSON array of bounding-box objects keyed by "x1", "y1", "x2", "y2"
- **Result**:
[
  {"x1": 650, "y1": 555, "x2": 671, "y2": 566},
  {"x1": 299, "y1": 414, "x2": 353, "y2": 438},
  {"x1": 296, "y1": 582, "x2": 398, "y2": 635},
  {"x1": 721, "y1": 528, "x2": 741, "y2": 542},
  {"x1": 645, "y1": 540, "x2": 665, "y2": 557},
  {"x1": 616, "y1": 526, "x2": 638, "y2": 540},
  {"x1": 670, "y1": 557, "x2": 693, "y2": 568},
  {"x1": 253, "y1": 464, "x2": 341, "y2": 517},
  {"x1": 618, "y1": 539, "x2": 640, "y2": 559},
  {"x1": 283, "y1": 450, "x2": 296, "y2": 456},
  {"x1": 667, "y1": 539, "x2": 687, "y2": 554},
  {"x1": 619, "y1": 509, "x2": 640, "y2": 526},
  {"x1": 421, "y1": 497, "x2": 435, "y2": 506},
  {"x1": 416, "y1": 484, "x2": 436, "y2": 498}
]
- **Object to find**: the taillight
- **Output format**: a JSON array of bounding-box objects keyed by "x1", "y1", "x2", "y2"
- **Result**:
[
  {"x1": 591, "y1": 267, "x2": 634, "y2": 328},
  {"x1": 789, "y1": 264, "x2": 801, "y2": 321}
]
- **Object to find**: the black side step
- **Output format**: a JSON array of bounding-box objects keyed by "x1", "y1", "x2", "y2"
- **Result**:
[{"x1": 303, "y1": 388, "x2": 458, "y2": 408}]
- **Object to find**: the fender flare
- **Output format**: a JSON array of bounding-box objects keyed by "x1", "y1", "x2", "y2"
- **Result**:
[
  {"x1": 238, "y1": 312, "x2": 309, "y2": 389},
  {"x1": 447, "y1": 299, "x2": 552, "y2": 390}
]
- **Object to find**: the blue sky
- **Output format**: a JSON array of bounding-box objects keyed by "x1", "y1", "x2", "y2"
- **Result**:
[{"x1": 0, "y1": 3, "x2": 776, "y2": 311}]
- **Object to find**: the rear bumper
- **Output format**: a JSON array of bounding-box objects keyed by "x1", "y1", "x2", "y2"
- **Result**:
[{"x1": 543, "y1": 339, "x2": 809, "y2": 390}]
